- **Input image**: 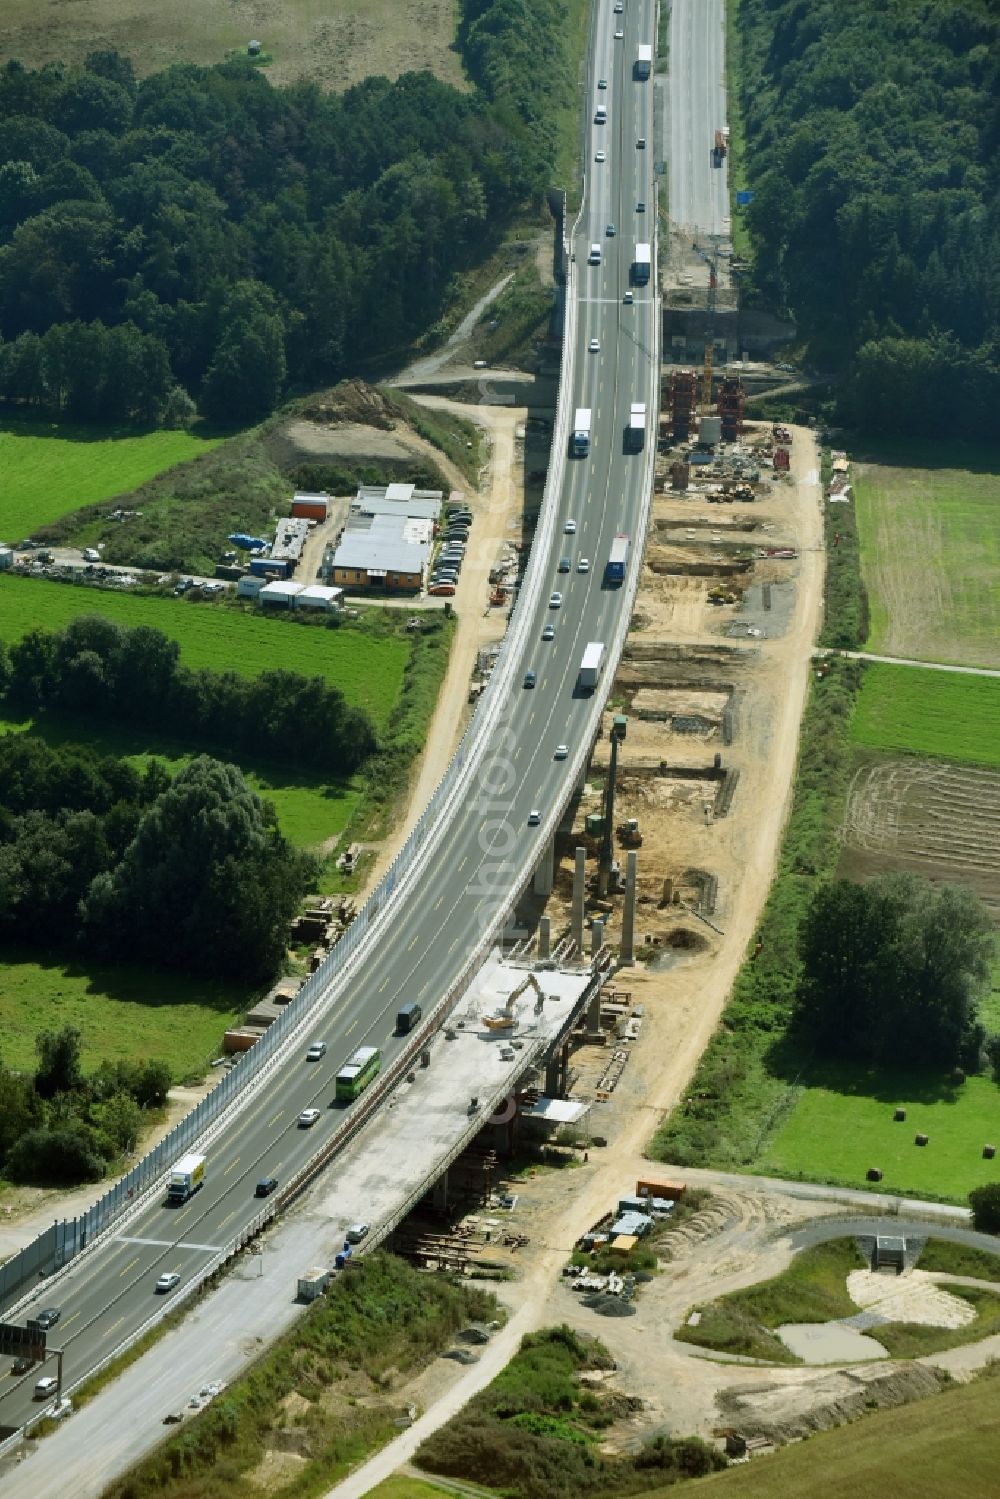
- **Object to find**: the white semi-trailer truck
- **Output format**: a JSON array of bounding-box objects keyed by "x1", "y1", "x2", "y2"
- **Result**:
[{"x1": 579, "y1": 641, "x2": 605, "y2": 691}]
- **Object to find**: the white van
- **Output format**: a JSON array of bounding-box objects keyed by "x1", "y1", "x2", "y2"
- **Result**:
[
  {"x1": 34, "y1": 1376, "x2": 58, "y2": 1400},
  {"x1": 588, "y1": 243, "x2": 602, "y2": 265},
  {"x1": 594, "y1": 105, "x2": 607, "y2": 124}
]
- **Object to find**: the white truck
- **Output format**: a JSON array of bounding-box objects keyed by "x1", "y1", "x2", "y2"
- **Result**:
[
  {"x1": 579, "y1": 642, "x2": 605, "y2": 691},
  {"x1": 632, "y1": 242, "x2": 651, "y2": 285},
  {"x1": 167, "y1": 1152, "x2": 206, "y2": 1204},
  {"x1": 571, "y1": 408, "x2": 592, "y2": 457},
  {"x1": 625, "y1": 402, "x2": 646, "y2": 452},
  {"x1": 635, "y1": 44, "x2": 653, "y2": 79}
]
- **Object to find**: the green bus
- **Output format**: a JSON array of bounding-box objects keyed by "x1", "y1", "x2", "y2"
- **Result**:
[{"x1": 335, "y1": 1045, "x2": 382, "y2": 1102}]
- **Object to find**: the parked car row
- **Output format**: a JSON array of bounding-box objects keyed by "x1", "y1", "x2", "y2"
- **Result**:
[{"x1": 428, "y1": 503, "x2": 473, "y2": 597}]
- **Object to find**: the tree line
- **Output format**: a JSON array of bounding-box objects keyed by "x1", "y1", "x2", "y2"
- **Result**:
[
  {"x1": 0, "y1": 1026, "x2": 172, "y2": 1185},
  {"x1": 0, "y1": 738, "x2": 313, "y2": 983},
  {"x1": 2, "y1": 615, "x2": 378, "y2": 775},
  {"x1": 735, "y1": 0, "x2": 1000, "y2": 438},
  {"x1": 0, "y1": 1, "x2": 567, "y2": 427}
]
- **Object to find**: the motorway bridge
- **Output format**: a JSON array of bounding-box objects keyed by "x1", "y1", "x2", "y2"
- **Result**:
[{"x1": 0, "y1": 0, "x2": 661, "y2": 1462}]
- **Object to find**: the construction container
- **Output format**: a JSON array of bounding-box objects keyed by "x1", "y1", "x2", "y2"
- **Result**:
[
  {"x1": 291, "y1": 493, "x2": 330, "y2": 522},
  {"x1": 635, "y1": 1178, "x2": 686, "y2": 1201},
  {"x1": 698, "y1": 415, "x2": 722, "y2": 446},
  {"x1": 260, "y1": 581, "x2": 305, "y2": 606},
  {"x1": 297, "y1": 1267, "x2": 332, "y2": 1302},
  {"x1": 223, "y1": 1028, "x2": 262, "y2": 1052},
  {"x1": 249, "y1": 555, "x2": 291, "y2": 579}
]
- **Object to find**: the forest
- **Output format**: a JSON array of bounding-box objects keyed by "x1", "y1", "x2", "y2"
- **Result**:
[
  {"x1": 0, "y1": 738, "x2": 313, "y2": 984},
  {"x1": 736, "y1": 0, "x2": 1000, "y2": 438},
  {"x1": 0, "y1": 0, "x2": 571, "y2": 425}
]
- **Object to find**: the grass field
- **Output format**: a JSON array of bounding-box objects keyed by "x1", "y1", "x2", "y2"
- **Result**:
[
  {"x1": 850, "y1": 663, "x2": 1000, "y2": 769},
  {"x1": 854, "y1": 445, "x2": 1000, "y2": 669},
  {"x1": 685, "y1": 1370, "x2": 1000, "y2": 1498},
  {"x1": 0, "y1": 421, "x2": 219, "y2": 541},
  {"x1": 757, "y1": 1065, "x2": 1000, "y2": 1203},
  {"x1": 370, "y1": 1483, "x2": 471, "y2": 1499},
  {"x1": 0, "y1": 577, "x2": 409, "y2": 731},
  {"x1": 2, "y1": 0, "x2": 467, "y2": 93},
  {"x1": 0, "y1": 944, "x2": 244, "y2": 1079}
]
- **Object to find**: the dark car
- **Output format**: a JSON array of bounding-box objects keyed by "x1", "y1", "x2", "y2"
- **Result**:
[
  {"x1": 33, "y1": 1309, "x2": 61, "y2": 1331},
  {"x1": 10, "y1": 1356, "x2": 34, "y2": 1375},
  {"x1": 523, "y1": 670, "x2": 537, "y2": 688},
  {"x1": 255, "y1": 1177, "x2": 279, "y2": 1198}
]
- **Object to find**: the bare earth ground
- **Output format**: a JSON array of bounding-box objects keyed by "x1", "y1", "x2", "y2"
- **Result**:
[
  {"x1": 2, "y1": 0, "x2": 467, "y2": 91},
  {"x1": 838, "y1": 756, "x2": 1000, "y2": 917},
  {"x1": 327, "y1": 427, "x2": 834, "y2": 1496}
]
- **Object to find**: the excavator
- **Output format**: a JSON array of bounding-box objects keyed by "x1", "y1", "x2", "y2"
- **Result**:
[{"x1": 483, "y1": 973, "x2": 546, "y2": 1030}]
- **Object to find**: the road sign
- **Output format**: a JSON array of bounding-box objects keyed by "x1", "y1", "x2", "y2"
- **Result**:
[
  {"x1": 735, "y1": 190, "x2": 754, "y2": 206},
  {"x1": 0, "y1": 1322, "x2": 45, "y2": 1361}
]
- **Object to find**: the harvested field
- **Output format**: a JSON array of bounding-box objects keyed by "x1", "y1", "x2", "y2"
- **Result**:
[
  {"x1": 839, "y1": 756, "x2": 1000, "y2": 915},
  {"x1": 0, "y1": 0, "x2": 468, "y2": 92},
  {"x1": 854, "y1": 447, "x2": 1000, "y2": 670}
]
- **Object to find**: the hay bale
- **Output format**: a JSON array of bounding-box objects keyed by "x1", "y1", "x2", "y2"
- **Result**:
[
  {"x1": 893, "y1": 1107, "x2": 906, "y2": 1122},
  {"x1": 915, "y1": 1133, "x2": 929, "y2": 1147},
  {"x1": 866, "y1": 1167, "x2": 883, "y2": 1182},
  {"x1": 983, "y1": 1144, "x2": 996, "y2": 1160}
]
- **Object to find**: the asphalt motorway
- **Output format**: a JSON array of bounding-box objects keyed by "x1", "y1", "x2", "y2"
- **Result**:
[
  {"x1": 668, "y1": 0, "x2": 729, "y2": 236},
  {"x1": 0, "y1": 0, "x2": 659, "y2": 1438}
]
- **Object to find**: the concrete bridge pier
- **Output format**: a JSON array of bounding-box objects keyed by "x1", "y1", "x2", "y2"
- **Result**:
[
  {"x1": 571, "y1": 847, "x2": 586, "y2": 951},
  {"x1": 538, "y1": 915, "x2": 552, "y2": 960},
  {"x1": 586, "y1": 983, "x2": 604, "y2": 1039},
  {"x1": 620, "y1": 850, "x2": 638, "y2": 964},
  {"x1": 545, "y1": 1041, "x2": 569, "y2": 1098},
  {"x1": 432, "y1": 1168, "x2": 449, "y2": 1213},
  {"x1": 532, "y1": 836, "x2": 555, "y2": 897}
]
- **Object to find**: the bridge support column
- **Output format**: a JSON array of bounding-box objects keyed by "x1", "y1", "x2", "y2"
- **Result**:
[
  {"x1": 544, "y1": 1041, "x2": 569, "y2": 1099},
  {"x1": 538, "y1": 915, "x2": 551, "y2": 960},
  {"x1": 587, "y1": 984, "x2": 603, "y2": 1038},
  {"x1": 432, "y1": 1168, "x2": 449, "y2": 1214},
  {"x1": 532, "y1": 836, "x2": 555, "y2": 897},
  {"x1": 620, "y1": 851, "x2": 638, "y2": 964},
  {"x1": 572, "y1": 847, "x2": 586, "y2": 952}
]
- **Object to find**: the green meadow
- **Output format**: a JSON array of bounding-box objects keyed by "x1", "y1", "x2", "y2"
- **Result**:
[
  {"x1": 0, "y1": 945, "x2": 244, "y2": 1078},
  {"x1": 0, "y1": 420, "x2": 220, "y2": 540},
  {"x1": 758, "y1": 1065, "x2": 1000, "y2": 1204},
  {"x1": 851, "y1": 662, "x2": 1000, "y2": 769}
]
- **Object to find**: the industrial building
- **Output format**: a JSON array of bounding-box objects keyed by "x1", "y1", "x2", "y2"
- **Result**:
[{"x1": 325, "y1": 482, "x2": 442, "y2": 593}]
